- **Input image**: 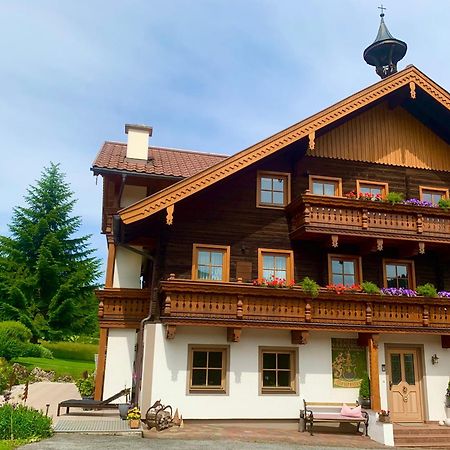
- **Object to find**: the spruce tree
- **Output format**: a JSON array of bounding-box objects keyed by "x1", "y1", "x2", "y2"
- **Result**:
[{"x1": 0, "y1": 163, "x2": 100, "y2": 339}]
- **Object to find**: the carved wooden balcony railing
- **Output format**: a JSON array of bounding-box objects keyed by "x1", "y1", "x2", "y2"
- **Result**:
[
  {"x1": 96, "y1": 288, "x2": 151, "y2": 328},
  {"x1": 286, "y1": 194, "x2": 450, "y2": 244},
  {"x1": 160, "y1": 279, "x2": 450, "y2": 334}
]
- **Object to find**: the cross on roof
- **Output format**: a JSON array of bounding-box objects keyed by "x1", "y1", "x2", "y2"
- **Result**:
[{"x1": 378, "y1": 4, "x2": 387, "y2": 17}]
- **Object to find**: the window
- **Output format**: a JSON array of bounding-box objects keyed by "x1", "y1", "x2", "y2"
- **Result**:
[
  {"x1": 383, "y1": 260, "x2": 415, "y2": 289},
  {"x1": 257, "y1": 171, "x2": 290, "y2": 208},
  {"x1": 258, "y1": 249, "x2": 294, "y2": 282},
  {"x1": 259, "y1": 347, "x2": 297, "y2": 394},
  {"x1": 419, "y1": 186, "x2": 449, "y2": 205},
  {"x1": 188, "y1": 346, "x2": 228, "y2": 393},
  {"x1": 309, "y1": 176, "x2": 342, "y2": 197},
  {"x1": 356, "y1": 180, "x2": 388, "y2": 198},
  {"x1": 192, "y1": 244, "x2": 230, "y2": 282},
  {"x1": 328, "y1": 255, "x2": 362, "y2": 286}
]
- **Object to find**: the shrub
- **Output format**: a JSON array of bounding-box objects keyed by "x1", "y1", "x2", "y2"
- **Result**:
[
  {"x1": 41, "y1": 341, "x2": 96, "y2": 362},
  {"x1": 386, "y1": 191, "x2": 404, "y2": 205},
  {"x1": 75, "y1": 371, "x2": 95, "y2": 398},
  {"x1": 299, "y1": 277, "x2": 320, "y2": 298},
  {"x1": 359, "y1": 373, "x2": 370, "y2": 399},
  {"x1": 0, "y1": 322, "x2": 32, "y2": 343},
  {"x1": 0, "y1": 404, "x2": 52, "y2": 440},
  {"x1": 416, "y1": 283, "x2": 438, "y2": 298},
  {"x1": 438, "y1": 197, "x2": 450, "y2": 210},
  {"x1": 361, "y1": 281, "x2": 381, "y2": 295},
  {"x1": 22, "y1": 344, "x2": 53, "y2": 359}
]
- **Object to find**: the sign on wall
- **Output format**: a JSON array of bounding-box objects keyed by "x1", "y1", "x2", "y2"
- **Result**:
[{"x1": 331, "y1": 338, "x2": 367, "y2": 388}]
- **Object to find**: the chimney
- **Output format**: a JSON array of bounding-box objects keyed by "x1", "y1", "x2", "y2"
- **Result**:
[{"x1": 124, "y1": 124, "x2": 153, "y2": 160}]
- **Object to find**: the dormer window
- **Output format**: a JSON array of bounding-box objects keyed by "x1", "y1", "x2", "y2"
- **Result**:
[
  {"x1": 257, "y1": 171, "x2": 290, "y2": 208},
  {"x1": 419, "y1": 186, "x2": 449, "y2": 205},
  {"x1": 309, "y1": 176, "x2": 342, "y2": 197}
]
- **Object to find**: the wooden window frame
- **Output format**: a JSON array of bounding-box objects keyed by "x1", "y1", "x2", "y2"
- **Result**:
[
  {"x1": 256, "y1": 171, "x2": 291, "y2": 209},
  {"x1": 187, "y1": 345, "x2": 229, "y2": 394},
  {"x1": 259, "y1": 346, "x2": 298, "y2": 395},
  {"x1": 192, "y1": 244, "x2": 230, "y2": 282},
  {"x1": 419, "y1": 186, "x2": 449, "y2": 203},
  {"x1": 309, "y1": 175, "x2": 342, "y2": 197},
  {"x1": 257, "y1": 248, "x2": 294, "y2": 282},
  {"x1": 356, "y1": 180, "x2": 389, "y2": 198},
  {"x1": 382, "y1": 259, "x2": 416, "y2": 290},
  {"x1": 327, "y1": 254, "x2": 363, "y2": 286}
]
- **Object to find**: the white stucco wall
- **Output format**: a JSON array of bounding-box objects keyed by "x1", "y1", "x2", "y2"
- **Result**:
[
  {"x1": 142, "y1": 325, "x2": 450, "y2": 423},
  {"x1": 103, "y1": 328, "x2": 137, "y2": 402},
  {"x1": 144, "y1": 325, "x2": 360, "y2": 419},
  {"x1": 112, "y1": 246, "x2": 142, "y2": 288},
  {"x1": 125, "y1": 130, "x2": 149, "y2": 160}
]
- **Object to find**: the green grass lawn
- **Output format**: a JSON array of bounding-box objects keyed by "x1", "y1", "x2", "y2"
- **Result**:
[
  {"x1": 0, "y1": 439, "x2": 37, "y2": 450},
  {"x1": 13, "y1": 357, "x2": 95, "y2": 379}
]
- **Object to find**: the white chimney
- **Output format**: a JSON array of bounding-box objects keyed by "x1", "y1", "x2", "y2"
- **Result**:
[{"x1": 124, "y1": 124, "x2": 153, "y2": 160}]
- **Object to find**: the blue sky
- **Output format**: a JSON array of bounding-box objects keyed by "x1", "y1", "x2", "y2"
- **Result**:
[{"x1": 1, "y1": 0, "x2": 450, "y2": 277}]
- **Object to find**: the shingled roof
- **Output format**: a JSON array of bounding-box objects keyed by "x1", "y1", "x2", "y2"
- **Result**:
[{"x1": 92, "y1": 141, "x2": 228, "y2": 178}]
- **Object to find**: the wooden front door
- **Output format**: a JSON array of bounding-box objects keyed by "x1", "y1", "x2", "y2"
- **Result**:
[{"x1": 386, "y1": 347, "x2": 423, "y2": 422}]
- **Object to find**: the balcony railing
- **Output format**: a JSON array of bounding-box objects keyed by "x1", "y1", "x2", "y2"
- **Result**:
[
  {"x1": 160, "y1": 279, "x2": 450, "y2": 333},
  {"x1": 96, "y1": 288, "x2": 150, "y2": 327},
  {"x1": 286, "y1": 194, "x2": 450, "y2": 243}
]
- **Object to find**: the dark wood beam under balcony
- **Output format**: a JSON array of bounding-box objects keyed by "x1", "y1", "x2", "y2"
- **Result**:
[{"x1": 286, "y1": 194, "x2": 450, "y2": 246}]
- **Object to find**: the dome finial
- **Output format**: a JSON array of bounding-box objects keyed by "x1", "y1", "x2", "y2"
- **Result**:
[{"x1": 363, "y1": 6, "x2": 407, "y2": 79}]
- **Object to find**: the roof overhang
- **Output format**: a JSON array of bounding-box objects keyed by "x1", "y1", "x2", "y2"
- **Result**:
[{"x1": 119, "y1": 66, "x2": 450, "y2": 225}]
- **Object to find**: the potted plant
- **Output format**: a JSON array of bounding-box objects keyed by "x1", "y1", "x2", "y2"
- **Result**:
[
  {"x1": 127, "y1": 406, "x2": 141, "y2": 429},
  {"x1": 377, "y1": 409, "x2": 391, "y2": 423},
  {"x1": 359, "y1": 373, "x2": 371, "y2": 409},
  {"x1": 299, "y1": 277, "x2": 320, "y2": 298},
  {"x1": 75, "y1": 371, "x2": 95, "y2": 399}
]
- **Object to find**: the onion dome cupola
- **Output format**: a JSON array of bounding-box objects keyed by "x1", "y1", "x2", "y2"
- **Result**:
[{"x1": 363, "y1": 6, "x2": 407, "y2": 79}]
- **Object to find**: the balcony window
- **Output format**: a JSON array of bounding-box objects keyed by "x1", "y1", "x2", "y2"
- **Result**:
[
  {"x1": 356, "y1": 180, "x2": 388, "y2": 198},
  {"x1": 257, "y1": 171, "x2": 290, "y2": 208},
  {"x1": 383, "y1": 260, "x2": 415, "y2": 289},
  {"x1": 419, "y1": 186, "x2": 449, "y2": 205},
  {"x1": 192, "y1": 244, "x2": 230, "y2": 282},
  {"x1": 260, "y1": 347, "x2": 297, "y2": 394},
  {"x1": 258, "y1": 249, "x2": 294, "y2": 282},
  {"x1": 188, "y1": 346, "x2": 228, "y2": 393},
  {"x1": 328, "y1": 255, "x2": 362, "y2": 286},
  {"x1": 309, "y1": 176, "x2": 342, "y2": 197}
]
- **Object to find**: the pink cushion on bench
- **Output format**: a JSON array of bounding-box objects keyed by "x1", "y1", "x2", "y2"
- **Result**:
[{"x1": 341, "y1": 404, "x2": 362, "y2": 418}]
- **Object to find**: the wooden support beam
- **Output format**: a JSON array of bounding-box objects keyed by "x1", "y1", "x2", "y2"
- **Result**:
[
  {"x1": 227, "y1": 327, "x2": 241, "y2": 342},
  {"x1": 308, "y1": 131, "x2": 315, "y2": 150},
  {"x1": 166, "y1": 324, "x2": 176, "y2": 339},
  {"x1": 369, "y1": 335, "x2": 381, "y2": 412},
  {"x1": 291, "y1": 330, "x2": 309, "y2": 345},
  {"x1": 357, "y1": 332, "x2": 371, "y2": 347},
  {"x1": 409, "y1": 81, "x2": 416, "y2": 99},
  {"x1": 166, "y1": 204, "x2": 174, "y2": 225},
  {"x1": 331, "y1": 235, "x2": 339, "y2": 248},
  {"x1": 105, "y1": 238, "x2": 116, "y2": 288},
  {"x1": 441, "y1": 335, "x2": 450, "y2": 349},
  {"x1": 94, "y1": 328, "x2": 108, "y2": 400}
]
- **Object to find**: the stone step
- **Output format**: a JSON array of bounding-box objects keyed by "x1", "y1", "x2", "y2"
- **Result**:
[
  {"x1": 395, "y1": 434, "x2": 450, "y2": 445},
  {"x1": 395, "y1": 427, "x2": 450, "y2": 436},
  {"x1": 395, "y1": 443, "x2": 450, "y2": 449}
]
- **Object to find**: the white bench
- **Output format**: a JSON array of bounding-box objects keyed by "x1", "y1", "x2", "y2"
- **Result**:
[{"x1": 300, "y1": 400, "x2": 369, "y2": 436}]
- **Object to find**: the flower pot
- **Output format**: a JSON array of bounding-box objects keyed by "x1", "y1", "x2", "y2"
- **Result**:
[
  {"x1": 378, "y1": 415, "x2": 391, "y2": 423},
  {"x1": 118, "y1": 403, "x2": 130, "y2": 420},
  {"x1": 358, "y1": 396, "x2": 371, "y2": 410},
  {"x1": 129, "y1": 419, "x2": 140, "y2": 429},
  {"x1": 445, "y1": 407, "x2": 450, "y2": 419}
]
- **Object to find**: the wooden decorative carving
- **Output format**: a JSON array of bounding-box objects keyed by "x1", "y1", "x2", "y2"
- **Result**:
[
  {"x1": 331, "y1": 235, "x2": 338, "y2": 248},
  {"x1": 365, "y1": 303, "x2": 372, "y2": 325},
  {"x1": 417, "y1": 213, "x2": 423, "y2": 233},
  {"x1": 98, "y1": 301, "x2": 104, "y2": 318},
  {"x1": 441, "y1": 335, "x2": 450, "y2": 349},
  {"x1": 308, "y1": 131, "x2": 315, "y2": 150},
  {"x1": 166, "y1": 324, "x2": 176, "y2": 339},
  {"x1": 227, "y1": 327, "x2": 241, "y2": 342},
  {"x1": 237, "y1": 295, "x2": 243, "y2": 319},
  {"x1": 166, "y1": 205, "x2": 174, "y2": 225},
  {"x1": 291, "y1": 330, "x2": 309, "y2": 345},
  {"x1": 423, "y1": 305, "x2": 429, "y2": 327},
  {"x1": 418, "y1": 242, "x2": 425, "y2": 255},
  {"x1": 376, "y1": 239, "x2": 383, "y2": 252},
  {"x1": 164, "y1": 295, "x2": 171, "y2": 316},
  {"x1": 168, "y1": 273, "x2": 176, "y2": 280},
  {"x1": 305, "y1": 302, "x2": 311, "y2": 322},
  {"x1": 362, "y1": 209, "x2": 368, "y2": 229},
  {"x1": 120, "y1": 67, "x2": 450, "y2": 225},
  {"x1": 409, "y1": 81, "x2": 416, "y2": 99}
]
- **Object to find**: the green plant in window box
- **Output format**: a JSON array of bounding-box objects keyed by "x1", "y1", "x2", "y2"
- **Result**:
[
  {"x1": 416, "y1": 283, "x2": 438, "y2": 298},
  {"x1": 386, "y1": 191, "x2": 404, "y2": 205},
  {"x1": 438, "y1": 197, "x2": 450, "y2": 210},
  {"x1": 361, "y1": 281, "x2": 381, "y2": 295},
  {"x1": 299, "y1": 277, "x2": 320, "y2": 298}
]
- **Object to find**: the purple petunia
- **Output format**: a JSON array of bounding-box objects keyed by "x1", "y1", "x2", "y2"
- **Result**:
[
  {"x1": 380, "y1": 287, "x2": 417, "y2": 297},
  {"x1": 438, "y1": 291, "x2": 450, "y2": 298},
  {"x1": 403, "y1": 198, "x2": 436, "y2": 208}
]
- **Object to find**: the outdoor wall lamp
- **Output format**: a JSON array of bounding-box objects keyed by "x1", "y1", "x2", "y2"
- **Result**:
[{"x1": 431, "y1": 354, "x2": 439, "y2": 365}]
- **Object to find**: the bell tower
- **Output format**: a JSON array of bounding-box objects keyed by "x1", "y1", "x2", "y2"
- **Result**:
[{"x1": 363, "y1": 5, "x2": 407, "y2": 79}]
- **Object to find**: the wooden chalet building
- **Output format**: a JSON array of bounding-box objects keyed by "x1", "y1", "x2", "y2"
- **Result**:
[{"x1": 91, "y1": 15, "x2": 450, "y2": 444}]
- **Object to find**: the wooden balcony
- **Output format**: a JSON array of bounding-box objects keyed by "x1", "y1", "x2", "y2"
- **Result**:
[
  {"x1": 286, "y1": 194, "x2": 450, "y2": 245},
  {"x1": 96, "y1": 288, "x2": 150, "y2": 328},
  {"x1": 160, "y1": 279, "x2": 450, "y2": 335}
]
